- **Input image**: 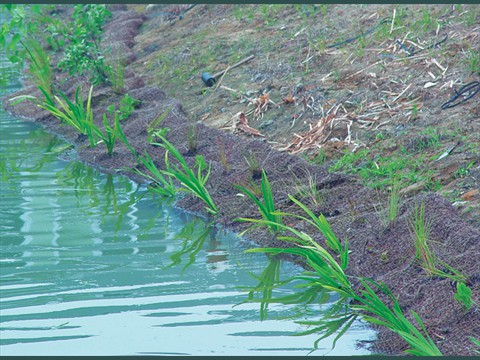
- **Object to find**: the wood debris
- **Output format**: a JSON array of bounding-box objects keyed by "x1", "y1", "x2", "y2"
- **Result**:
[
  {"x1": 226, "y1": 112, "x2": 265, "y2": 137},
  {"x1": 279, "y1": 93, "x2": 423, "y2": 154},
  {"x1": 249, "y1": 92, "x2": 277, "y2": 119}
]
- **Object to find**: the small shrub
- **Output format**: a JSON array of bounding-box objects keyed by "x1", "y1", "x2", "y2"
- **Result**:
[{"x1": 57, "y1": 4, "x2": 112, "y2": 84}]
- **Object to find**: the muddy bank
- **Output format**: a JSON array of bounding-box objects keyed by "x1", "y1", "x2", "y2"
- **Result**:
[{"x1": 3, "y1": 5, "x2": 479, "y2": 356}]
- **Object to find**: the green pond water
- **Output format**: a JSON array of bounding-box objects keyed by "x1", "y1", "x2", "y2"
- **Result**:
[{"x1": 0, "y1": 53, "x2": 376, "y2": 356}]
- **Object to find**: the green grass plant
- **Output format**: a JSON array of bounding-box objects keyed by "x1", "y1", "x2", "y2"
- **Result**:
[
  {"x1": 244, "y1": 151, "x2": 262, "y2": 179},
  {"x1": 94, "y1": 111, "x2": 136, "y2": 156},
  {"x1": 245, "y1": 227, "x2": 442, "y2": 355},
  {"x1": 245, "y1": 221, "x2": 352, "y2": 296},
  {"x1": 293, "y1": 172, "x2": 325, "y2": 208},
  {"x1": 407, "y1": 203, "x2": 473, "y2": 310},
  {"x1": 97, "y1": 113, "x2": 116, "y2": 155},
  {"x1": 470, "y1": 337, "x2": 480, "y2": 354},
  {"x1": 284, "y1": 195, "x2": 347, "y2": 264},
  {"x1": 152, "y1": 135, "x2": 218, "y2": 215},
  {"x1": 107, "y1": 50, "x2": 126, "y2": 93},
  {"x1": 147, "y1": 108, "x2": 171, "y2": 143},
  {"x1": 11, "y1": 85, "x2": 97, "y2": 147},
  {"x1": 235, "y1": 170, "x2": 284, "y2": 234},
  {"x1": 241, "y1": 197, "x2": 442, "y2": 355},
  {"x1": 350, "y1": 278, "x2": 443, "y2": 356},
  {"x1": 409, "y1": 202, "x2": 436, "y2": 275},
  {"x1": 111, "y1": 112, "x2": 137, "y2": 160},
  {"x1": 387, "y1": 177, "x2": 400, "y2": 227},
  {"x1": 136, "y1": 150, "x2": 176, "y2": 197}
]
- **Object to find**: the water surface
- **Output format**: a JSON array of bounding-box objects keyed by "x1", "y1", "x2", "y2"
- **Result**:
[{"x1": 0, "y1": 47, "x2": 376, "y2": 356}]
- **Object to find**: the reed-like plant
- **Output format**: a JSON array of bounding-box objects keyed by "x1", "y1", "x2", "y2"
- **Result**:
[
  {"x1": 244, "y1": 221, "x2": 352, "y2": 296},
  {"x1": 283, "y1": 195, "x2": 347, "y2": 265},
  {"x1": 243, "y1": 208, "x2": 442, "y2": 355},
  {"x1": 94, "y1": 113, "x2": 116, "y2": 155},
  {"x1": 235, "y1": 169, "x2": 284, "y2": 233},
  {"x1": 11, "y1": 85, "x2": 97, "y2": 147},
  {"x1": 350, "y1": 278, "x2": 442, "y2": 356},
  {"x1": 151, "y1": 135, "x2": 218, "y2": 215},
  {"x1": 136, "y1": 150, "x2": 176, "y2": 197}
]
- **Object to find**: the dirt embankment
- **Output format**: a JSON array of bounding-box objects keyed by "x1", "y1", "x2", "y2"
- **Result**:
[{"x1": 3, "y1": 4, "x2": 479, "y2": 356}]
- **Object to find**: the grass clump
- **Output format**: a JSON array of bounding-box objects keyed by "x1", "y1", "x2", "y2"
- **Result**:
[
  {"x1": 292, "y1": 171, "x2": 325, "y2": 208},
  {"x1": 409, "y1": 201, "x2": 435, "y2": 275},
  {"x1": 384, "y1": 177, "x2": 401, "y2": 227},
  {"x1": 244, "y1": 150, "x2": 262, "y2": 180},
  {"x1": 350, "y1": 278, "x2": 442, "y2": 356},
  {"x1": 106, "y1": 49, "x2": 126, "y2": 93},
  {"x1": 152, "y1": 135, "x2": 218, "y2": 215},
  {"x1": 408, "y1": 201, "x2": 473, "y2": 310}
]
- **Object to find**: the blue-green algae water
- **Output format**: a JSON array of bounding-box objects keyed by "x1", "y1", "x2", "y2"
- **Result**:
[{"x1": 0, "y1": 52, "x2": 376, "y2": 356}]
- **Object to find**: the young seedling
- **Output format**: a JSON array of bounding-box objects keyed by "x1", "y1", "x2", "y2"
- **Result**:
[
  {"x1": 244, "y1": 150, "x2": 262, "y2": 180},
  {"x1": 292, "y1": 171, "x2": 325, "y2": 208},
  {"x1": 409, "y1": 201, "x2": 436, "y2": 275},
  {"x1": 152, "y1": 135, "x2": 218, "y2": 215},
  {"x1": 216, "y1": 138, "x2": 230, "y2": 174},
  {"x1": 236, "y1": 169, "x2": 284, "y2": 234},
  {"x1": 11, "y1": 85, "x2": 97, "y2": 147},
  {"x1": 136, "y1": 150, "x2": 176, "y2": 197},
  {"x1": 187, "y1": 122, "x2": 199, "y2": 155},
  {"x1": 147, "y1": 108, "x2": 171, "y2": 143},
  {"x1": 388, "y1": 177, "x2": 400, "y2": 227}
]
